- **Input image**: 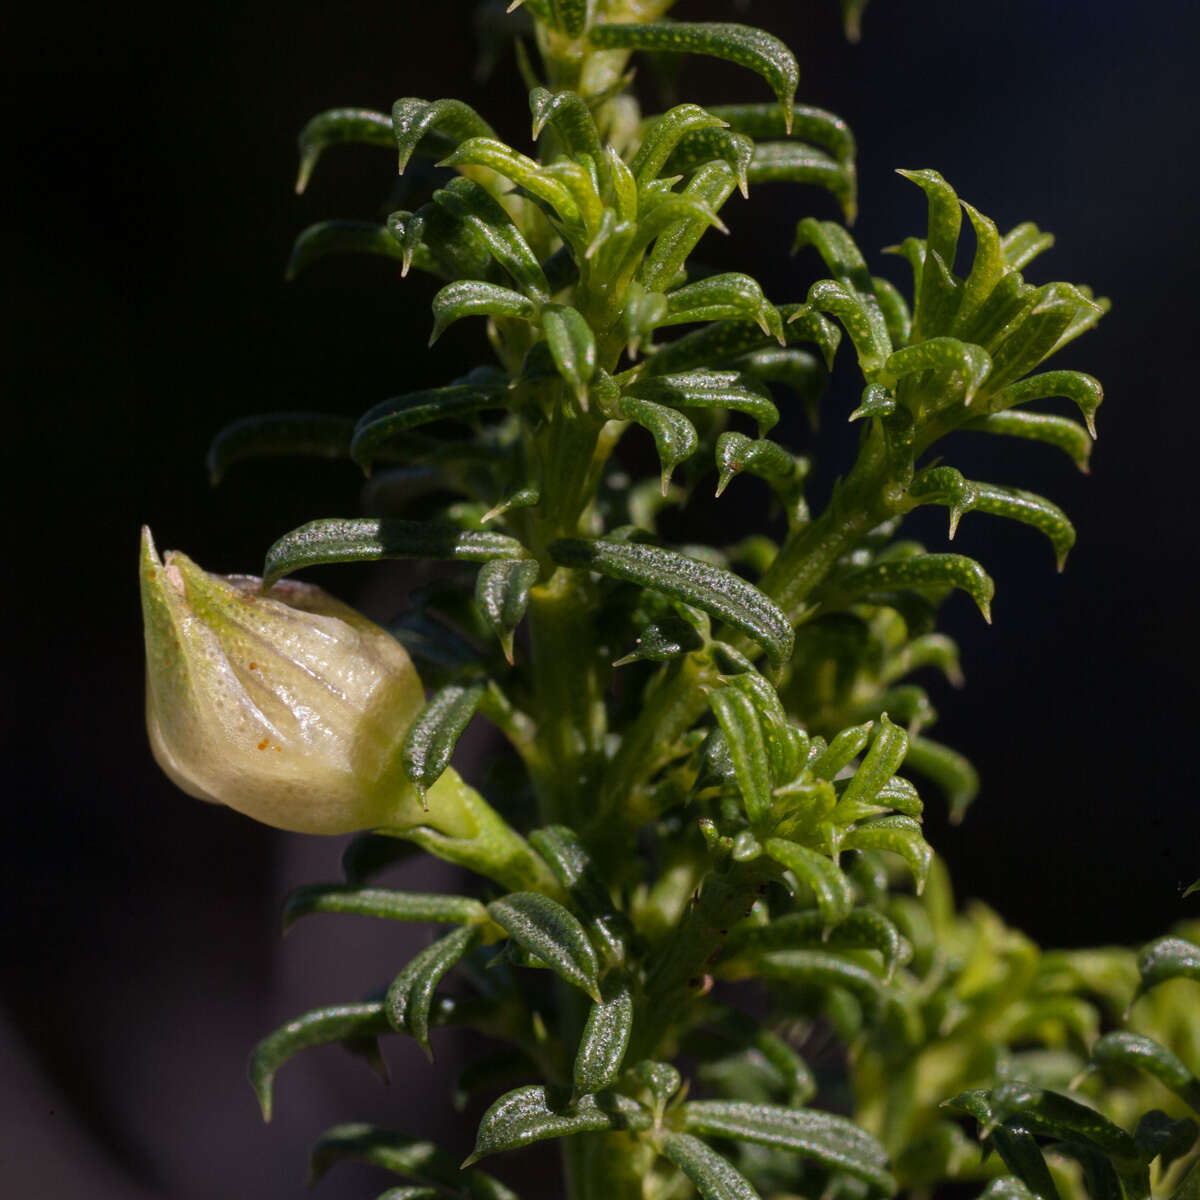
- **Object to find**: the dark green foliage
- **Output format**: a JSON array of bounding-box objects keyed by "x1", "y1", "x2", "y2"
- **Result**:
[{"x1": 194, "y1": 3, "x2": 1200, "y2": 1200}]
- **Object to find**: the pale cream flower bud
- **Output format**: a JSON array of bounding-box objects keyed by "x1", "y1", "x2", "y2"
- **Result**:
[{"x1": 139, "y1": 526, "x2": 469, "y2": 836}]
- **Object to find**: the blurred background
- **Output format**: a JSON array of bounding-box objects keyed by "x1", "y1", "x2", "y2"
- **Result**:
[{"x1": 5, "y1": 0, "x2": 1199, "y2": 1195}]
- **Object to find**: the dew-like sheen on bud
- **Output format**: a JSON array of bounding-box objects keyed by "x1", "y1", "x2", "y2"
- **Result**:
[{"x1": 139, "y1": 526, "x2": 469, "y2": 836}]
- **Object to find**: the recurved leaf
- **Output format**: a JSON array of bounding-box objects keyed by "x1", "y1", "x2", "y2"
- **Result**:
[
  {"x1": 207, "y1": 412, "x2": 354, "y2": 484},
  {"x1": 589, "y1": 22, "x2": 799, "y2": 131},
  {"x1": 466, "y1": 1085, "x2": 645, "y2": 1164},
  {"x1": 897, "y1": 168, "x2": 961, "y2": 270},
  {"x1": 487, "y1": 892, "x2": 601, "y2": 999},
  {"x1": 793, "y1": 218, "x2": 873, "y2": 297},
  {"x1": 1136, "y1": 937, "x2": 1200, "y2": 999},
  {"x1": 627, "y1": 370, "x2": 779, "y2": 436},
  {"x1": 433, "y1": 177, "x2": 550, "y2": 299},
  {"x1": 402, "y1": 684, "x2": 485, "y2": 798},
  {"x1": 282, "y1": 884, "x2": 487, "y2": 934},
  {"x1": 618, "y1": 395, "x2": 699, "y2": 493},
  {"x1": 754, "y1": 948, "x2": 887, "y2": 1014},
  {"x1": 1002, "y1": 222, "x2": 1056, "y2": 271},
  {"x1": 296, "y1": 108, "x2": 392, "y2": 193},
  {"x1": 530, "y1": 87, "x2": 603, "y2": 165},
  {"x1": 632, "y1": 103, "x2": 730, "y2": 188},
  {"x1": 310, "y1": 1123, "x2": 517, "y2": 1199},
  {"x1": 748, "y1": 143, "x2": 856, "y2": 219},
  {"x1": 430, "y1": 280, "x2": 537, "y2": 344},
  {"x1": 708, "y1": 102, "x2": 855, "y2": 163},
  {"x1": 548, "y1": 537, "x2": 793, "y2": 667},
  {"x1": 882, "y1": 337, "x2": 992, "y2": 405},
  {"x1": 664, "y1": 125, "x2": 755, "y2": 197},
  {"x1": 841, "y1": 816, "x2": 931, "y2": 894},
  {"x1": 387, "y1": 924, "x2": 482, "y2": 1055},
  {"x1": 968, "y1": 482, "x2": 1075, "y2": 570},
  {"x1": 573, "y1": 976, "x2": 634, "y2": 1096},
  {"x1": 392, "y1": 97, "x2": 496, "y2": 174},
  {"x1": 802, "y1": 279, "x2": 891, "y2": 375},
  {"x1": 680, "y1": 1101, "x2": 897, "y2": 1194},
  {"x1": 249, "y1": 1001, "x2": 390, "y2": 1121},
  {"x1": 660, "y1": 274, "x2": 784, "y2": 343},
  {"x1": 715, "y1": 433, "x2": 798, "y2": 497},
  {"x1": 989, "y1": 1082, "x2": 1143, "y2": 1163},
  {"x1": 836, "y1": 553, "x2": 994, "y2": 623},
  {"x1": 1091, "y1": 1033, "x2": 1200, "y2": 1113},
  {"x1": 763, "y1": 838, "x2": 853, "y2": 928},
  {"x1": 476, "y1": 559, "x2": 539, "y2": 662},
  {"x1": 903, "y1": 736, "x2": 979, "y2": 823},
  {"x1": 264, "y1": 517, "x2": 528, "y2": 586},
  {"x1": 710, "y1": 688, "x2": 773, "y2": 825},
  {"x1": 352, "y1": 383, "x2": 509, "y2": 470},
  {"x1": 810, "y1": 722, "x2": 874, "y2": 781},
  {"x1": 287, "y1": 220, "x2": 408, "y2": 281},
  {"x1": 964, "y1": 410, "x2": 1093, "y2": 472},
  {"x1": 659, "y1": 1132, "x2": 761, "y2": 1200},
  {"x1": 990, "y1": 369, "x2": 1103, "y2": 437}
]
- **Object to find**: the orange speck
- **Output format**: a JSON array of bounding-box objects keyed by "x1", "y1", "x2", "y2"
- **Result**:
[
  {"x1": 248, "y1": 662, "x2": 257, "y2": 670},
  {"x1": 274, "y1": 745, "x2": 281, "y2": 752},
  {"x1": 147, "y1": 568, "x2": 157, "y2": 579},
  {"x1": 257, "y1": 738, "x2": 269, "y2": 750}
]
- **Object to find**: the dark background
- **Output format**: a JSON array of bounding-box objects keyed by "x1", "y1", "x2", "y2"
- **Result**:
[{"x1": 5, "y1": 1, "x2": 1199, "y2": 1196}]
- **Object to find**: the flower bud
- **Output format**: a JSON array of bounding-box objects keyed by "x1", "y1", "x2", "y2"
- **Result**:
[{"x1": 139, "y1": 526, "x2": 467, "y2": 836}]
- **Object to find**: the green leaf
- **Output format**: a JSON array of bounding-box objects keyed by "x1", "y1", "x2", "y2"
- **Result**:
[
  {"x1": 964, "y1": 410, "x2": 1093, "y2": 472},
  {"x1": 438, "y1": 137, "x2": 582, "y2": 233},
  {"x1": 989, "y1": 1082, "x2": 1144, "y2": 1162},
  {"x1": 1136, "y1": 936, "x2": 1200, "y2": 999},
  {"x1": 680, "y1": 1101, "x2": 896, "y2": 1194},
  {"x1": 728, "y1": 907, "x2": 910, "y2": 982},
  {"x1": 881, "y1": 337, "x2": 992, "y2": 406},
  {"x1": 841, "y1": 816, "x2": 931, "y2": 894},
  {"x1": 627, "y1": 369, "x2": 779, "y2": 436},
  {"x1": 387, "y1": 924, "x2": 482, "y2": 1056},
  {"x1": 402, "y1": 683, "x2": 486, "y2": 798},
  {"x1": 835, "y1": 715, "x2": 910, "y2": 822},
  {"x1": 617, "y1": 395, "x2": 699, "y2": 493},
  {"x1": 386, "y1": 205, "x2": 492, "y2": 281},
  {"x1": 836, "y1": 553, "x2": 995, "y2": 623},
  {"x1": 476, "y1": 559, "x2": 539, "y2": 663},
  {"x1": 352, "y1": 383, "x2": 509, "y2": 471},
  {"x1": 632, "y1": 104, "x2": 730, "y2": 189},
  {"x1": 1133, "y1": 1111, "x2": 1198, "y2": 1174},
  {"x1": 548, "y1": 0, "x2": 590, "y2": 36},
  {"x1": 710, "y1": 688, "x2": 773, "y2": 825},
  {"x1": 249, "y1": 1001, "x2": 390, "y2": 1121},
  {"x1": 287, "y1": 220, "x2": 409, "y2": 281},
  {"x1": 1002, "y1": 221, "x2": 1056, "y2": 270},
  {"x1": 968, "y1": 482, "x2": 1076, "y2": 571},
  {"x1": 660, "y1": 274, "x2": 784, "y2": 343},
  {"x1": 748, "y1": 143, "x2": 856, "y2": 220},
  {"x1": 528, "y1": 825, "x2": 630, "y2": 965},
  {"x1": 709, "y1": 102, "x2": 855, "y2": 163},
  {"x1": 465, "y1": 1085, "x2": 645, "y2": 1165},
  {"x1": 392, "y1": 97, "x2": 496, "y2": 174},
  {"x1": 793, "y1": 218, "x2": 874, "y2": 298},
  {"x1": 903, "y1": 736, "x2": 979, "y2": 824},
  {"x1": 715, "y1": 433, "x2": 799, "y2": 498},
  {"x1": 664, "y1": 125, "x2": 755, "y2": 197},
  {"x1": 802, "y1": 280, "x2": 892, "y2": 375},
  {"x1": 573, "y1": 976, "x2": 634, "y2": 1097},
  {"x1": 659, "y1": 1131, "x2": 762, "y2": 1200},
  {"x1": 281, "y1": 884, "x2": 487, "y2": 934},
  {"x1": 310, "y1": 1123, "x2": 517, "y2": 1199},
  {"x1": 763, "y1": 839, "x2": 854, "y2": 929},
  {"x1": 206, "y1": 412, "x2": 354, "y2": 485},
  {"x1": 487, "y1": 892, "x2": 601, "y2": 999},
  {"x1": 430, "y1": 280, "x2": 537, "y2": 344},
  {"x1": 896, "y1": 169, "x2": 962, "y2": 271},
  {"x1": 542, "y1": 304, "x2": 597, "y2": 404},
  {"x1": 264, "y1": 517, "x2": 528, "y2": 585},
  {"x1": 1186, "y1": 878, "x2": 1200, "y2": 898},
  {"x1": 589, "y1": 22, "x2": 799, "y2": 131},
  {"x1": 433, "y1": 177, "x2": 550, "y2": 299},
  {"x1": 990, "y1": 1125, "x2": 1060, "y2": 1200},
  {"x1": 529, "y1": 87, "x2": 603, "y2": 166},
  {"x1": 1090, "y1": 1033, "x2": 1200, "y2": 1112},
  {"x1": 955, "y1": 202, "x2": 1005, "y2": 333},
  {"x1": 810, "y1": 722, "x2": 874, "y2": 780},
  {"x1": 754, "y1": 948, "x2": 887, "y2": 1014},
  {"x1": 296, "y1": 107, "x2": 393, "y2": 193},
  {"x1": 548, "y1": 537, "x2": 793, "y2": 667},
  {"x1": 990, "y1": 369, "x2": 1103, "y2": 437}
]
